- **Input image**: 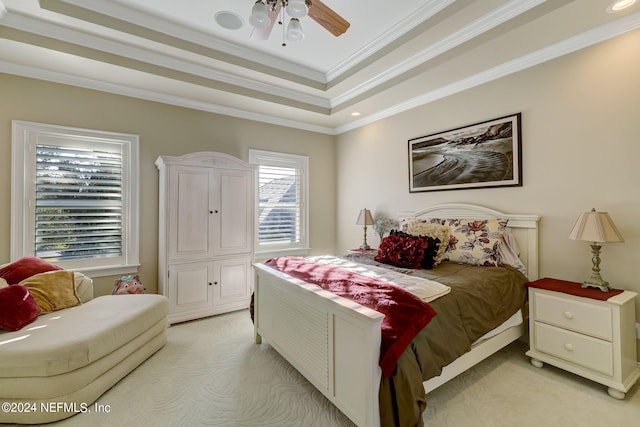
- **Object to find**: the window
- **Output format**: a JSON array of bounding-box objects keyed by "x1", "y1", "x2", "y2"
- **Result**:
[
  {"x1": 11, "y1": 121, "x2": 139, "y2": 277},
  {"x1": 249, "y1": 149, "x2": 309, "y2": 256}
]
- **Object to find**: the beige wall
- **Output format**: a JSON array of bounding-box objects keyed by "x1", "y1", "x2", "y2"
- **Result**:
[
  {"x1": 0, "y1": 29, "x2": 638, "y2": 346},
  {"x1": 336, "y1": 29, "x2": 640, "y2": 327},
  {"x1": 0, "y1": 74, "x2": 336, "y2": 296}
]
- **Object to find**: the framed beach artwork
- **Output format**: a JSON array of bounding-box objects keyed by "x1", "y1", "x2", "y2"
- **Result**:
[{"x1": 408, "y1": 113, "x2": 522, "y2": 192}]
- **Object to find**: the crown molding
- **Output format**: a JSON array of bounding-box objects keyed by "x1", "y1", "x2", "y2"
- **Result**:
[
  {"x1": 335, "y1": 12, "x2": 640, "y2": 134},
  {"x1": 330, "y1": 0, "x2": 546, "y2": 108},
  {"x1": 42, "y1": 0, "x2": 328, "y2": 85},
  {"x1": 1, "y1": 8, "x2": 331, "y2": 111},
  {"x1": 2, "y1": 2, "x2": 639, "y2": 136},
  {"x1": 0, "y1": 60, "x2": 336, "y2": 135},
  {"x1": 3, "y1": 10, "x2": 638, "y2": 136},
  {"x1": 324, "y1": 0, "x2": 454, "y2": 82}
]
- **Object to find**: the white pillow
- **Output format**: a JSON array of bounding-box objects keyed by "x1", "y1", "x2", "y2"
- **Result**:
[{"x1": 497, "y1": 231, "x2": 527, "y2": 275}]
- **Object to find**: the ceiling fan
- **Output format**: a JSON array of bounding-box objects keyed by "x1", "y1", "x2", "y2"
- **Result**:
[{"x1": 249, "y1": 0, "x2": 350, "y2": 44}]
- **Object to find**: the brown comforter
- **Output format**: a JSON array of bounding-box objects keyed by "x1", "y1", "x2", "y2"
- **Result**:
[{"x1": 344, "y1": 253, "x2": 528, "y2": 427}]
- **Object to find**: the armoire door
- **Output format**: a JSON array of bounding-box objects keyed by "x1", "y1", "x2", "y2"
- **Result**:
[
  {"x1": 167, "y1": 165, "x2": 214, "y2": 261},
  {"x1": 212, "y1": 169, "x2": 253, "y2": 256},
  {"x1": 167, "y1": 261, "x2": 214, "y2": 323},
  {"x1": 212, "y1": 256, "x2": 252, "y2": 310}
]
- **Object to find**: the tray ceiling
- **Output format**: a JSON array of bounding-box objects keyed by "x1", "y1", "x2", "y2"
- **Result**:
[{"x1": 1, "y1": 0, "x2": 639, "y2": 134}]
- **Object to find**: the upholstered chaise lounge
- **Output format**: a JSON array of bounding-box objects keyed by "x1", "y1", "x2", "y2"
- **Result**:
[{"x1": 0, "y1": 268, "x2": 169, "y2": 424}]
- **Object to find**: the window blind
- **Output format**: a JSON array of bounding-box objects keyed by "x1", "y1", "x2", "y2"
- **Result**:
[
  {"x1": 257, "y1": 164, "x2": 301, "y2": 244},
  {"x1": 34, "y1": 144, "x2": 123, "y2": 261}
]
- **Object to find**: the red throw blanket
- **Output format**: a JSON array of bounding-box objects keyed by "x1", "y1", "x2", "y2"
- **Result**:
[{"x1": 265, "y1": 256, "x2": 437, "y2": 377}]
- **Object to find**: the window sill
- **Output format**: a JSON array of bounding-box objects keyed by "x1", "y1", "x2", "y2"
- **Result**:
[
  {"x1": 255, "y1": 247, "x2": 310, "y2": 262},
  {"x1": 72, "y1": 264, "x2": 140, "y2": 278}
]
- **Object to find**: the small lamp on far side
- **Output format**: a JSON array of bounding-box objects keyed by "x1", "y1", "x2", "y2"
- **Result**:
[
  {"x1": 356, "y1": 208, "x2": 375, "y2": 250},
  {"x1": 569, "y1": 208, "x2": 625, "y2": 292}
]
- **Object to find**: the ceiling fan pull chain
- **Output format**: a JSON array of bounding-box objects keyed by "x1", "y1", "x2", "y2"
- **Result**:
[{"x1": 281, "y1": 1, "x2": 287, "y2": 47}]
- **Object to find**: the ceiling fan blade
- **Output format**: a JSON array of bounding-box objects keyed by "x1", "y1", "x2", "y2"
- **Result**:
[
  {"x1": 308, "y1": 0, "x2": 350, "y2": 37},
  {"x1": 250, "y1": 1, "x2": 282, "y2": 40}
]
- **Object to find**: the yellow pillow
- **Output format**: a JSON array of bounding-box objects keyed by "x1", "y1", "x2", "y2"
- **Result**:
[
  {"x1": 0, "y1": 277, "x2": 8, "y2": 289},
  {"x1": 19, "y1": 270, "x2": 81, "y2": 314}
]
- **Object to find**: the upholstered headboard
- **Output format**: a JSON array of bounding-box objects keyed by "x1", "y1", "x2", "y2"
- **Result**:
[{"x1": 398, "y1": 203, "x2": 540, "y2": 280}]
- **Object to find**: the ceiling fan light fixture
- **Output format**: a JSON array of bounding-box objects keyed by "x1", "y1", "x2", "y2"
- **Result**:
[
  {"x1": 249, "y1": 1, "x2": 271, "y2": 29},
  {"x1": 247, "y1": 0, "x2": 349, "y2": 43},
  {"x1": 286, "y1": 18, "x2": 304, "y2": 42},
  {"x1": 286, "y1": 0, "x2": 308, "y2": 18}
]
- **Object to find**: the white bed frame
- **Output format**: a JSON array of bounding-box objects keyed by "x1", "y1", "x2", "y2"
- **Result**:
[{"x1": 253, "y1": 203, "x2": 539, "y2": 427}]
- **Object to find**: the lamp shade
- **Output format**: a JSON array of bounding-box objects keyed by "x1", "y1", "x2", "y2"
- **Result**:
[
  {"x1": 286, "y1": 0, "x2": 309, "y2": 18},
  {"x1": 356, "y1": 208, "x2": 374, "y2": 226},
  {"x1": 568, "y1": 208, "x2": 624, "y2": 243},
  {"x1": 249, "y1": 1, "x2": 271, "y2": 29},
  {"x1": 286, "y1": 18, "x2": 304, "y2": 41}
]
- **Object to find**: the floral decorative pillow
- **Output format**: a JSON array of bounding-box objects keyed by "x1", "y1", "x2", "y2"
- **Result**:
[
  {"x1": 399, "y1": 220, "x2": 450, "y2": 266},
  {"x1": 428, "y1": 218, "x2": 508, "y2": 267},
  {"x1": 374, "y1": 234, "x2": 429, "y2": 269},
  {"x1": 389, "y1": 230, "x2": 440, "y2": 269}
]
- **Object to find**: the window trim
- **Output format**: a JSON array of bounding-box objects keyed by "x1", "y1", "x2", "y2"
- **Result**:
[
  {"x1": 249, "y1": 149, "x2": 309, "y2": 258},
  {"x1": 11, "y1": 120, "x2": 140, "y2": 277}
]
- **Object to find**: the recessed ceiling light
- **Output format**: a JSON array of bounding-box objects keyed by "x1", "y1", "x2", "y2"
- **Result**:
[
  {"x1": 215, "y1": 11, "x2": 243, "y2": 30},
  {"x1": 607, "y1": 0, "x2": 636, "y2": 13},
  {"x1": 351, "y1": 112, "x2": 361, "y2": 117}
]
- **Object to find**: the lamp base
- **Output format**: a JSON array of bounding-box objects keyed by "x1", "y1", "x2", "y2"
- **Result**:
[
  {"x1": 359, "y1": 223, "x2": 370, "y2": 251},
  {"x1": 580, "y1": 243, "x2": 611, "y2": 292},
  {"x1": 581, "y1": 277, "x2": 610, "y2": 292}
]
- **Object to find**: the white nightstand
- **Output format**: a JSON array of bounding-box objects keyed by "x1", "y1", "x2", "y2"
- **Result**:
[{"x1": 526, "y1": 278, "x2": 640, "y2": 399}]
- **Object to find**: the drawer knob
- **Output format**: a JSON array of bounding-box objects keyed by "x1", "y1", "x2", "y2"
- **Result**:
[
  {"x1": 563, "y1": 311, "x2": 574, "y2": 319},
  {"x1": 564, "y1": 343, "x2": 574, "y2": 351}
]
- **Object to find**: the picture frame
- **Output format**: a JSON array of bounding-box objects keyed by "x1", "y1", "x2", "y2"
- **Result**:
[{"x1": 408, "y1": 113, "x2": 522, "y2": 193}]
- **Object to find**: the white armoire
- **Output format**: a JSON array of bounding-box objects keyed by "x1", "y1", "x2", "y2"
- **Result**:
[{"x1": 156, "y1": 152, "x2": 256, "y2": 324}]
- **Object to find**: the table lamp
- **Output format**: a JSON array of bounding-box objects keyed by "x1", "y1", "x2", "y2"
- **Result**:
[
  {"x1": 568, "y1": 208, "x2": 624, "y2": 292},
  {"x1": 356, "y1": 208, "x2": 375, "y2": 250}
]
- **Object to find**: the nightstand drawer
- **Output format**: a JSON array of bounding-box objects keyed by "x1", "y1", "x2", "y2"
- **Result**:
[
  {"x1": 533, "y1": 291, "x2": 612, "y2": 340},
  {"x1": 534, "y1": 322, "x2": 613, "y2": 376}
]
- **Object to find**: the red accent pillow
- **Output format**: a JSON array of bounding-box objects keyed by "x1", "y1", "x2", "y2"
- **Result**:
[
  {"x1": 0, "y1": 257, "x2": 62, "y2": 285},
  {"x1": 375, "y1": 235, "x2": 429, "y2": 269},
  {"x1": 390, "y1": 230, "x2": 441, "y2": 269},
  {"x1": 0, "y1": 285, "x2": 39, "y2": 331}
]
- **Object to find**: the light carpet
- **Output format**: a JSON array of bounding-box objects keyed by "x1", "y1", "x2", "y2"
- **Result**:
[{"x1": 38, "y1": 310, "x2": 640, "y2": 426}]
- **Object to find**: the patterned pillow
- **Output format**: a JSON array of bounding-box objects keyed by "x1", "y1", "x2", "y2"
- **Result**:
[
  {"x1": 374, "y1": 235, "x2": 429, "y2": 269},
  {"x1": 428, "y1": 218, "x2": 508, "y2": 267},
  {"x1": 399, "y1": 220, "x2": 450, "y2": 266}
]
